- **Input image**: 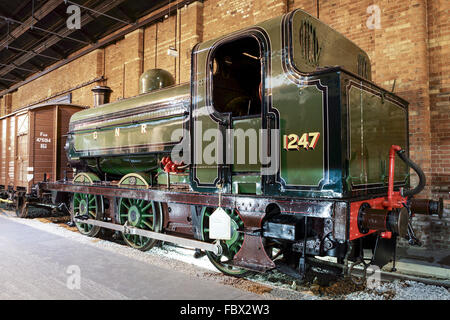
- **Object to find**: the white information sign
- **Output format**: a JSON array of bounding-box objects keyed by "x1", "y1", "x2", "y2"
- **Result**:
[{"x1": 209, "y1": 207, "x2": 231, "y2": 240}]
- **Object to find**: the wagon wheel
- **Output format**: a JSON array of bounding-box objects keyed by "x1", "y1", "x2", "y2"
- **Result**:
[
  {"x1": 118, "y1": 198, "x2": 162, "y2": 251},
  {"x1": 72, "y1": 193, "x2": 103, "y2": 237},
  {"x1": 200, "y1": 207, "x2": 250, "y2": 277}
]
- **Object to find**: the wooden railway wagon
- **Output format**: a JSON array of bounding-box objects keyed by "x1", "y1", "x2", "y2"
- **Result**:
[{"x1": 0, "y1": 103, "x2": 86, "y2": 215}]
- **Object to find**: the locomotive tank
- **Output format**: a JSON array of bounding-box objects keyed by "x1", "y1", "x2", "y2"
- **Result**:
[{"x1": 66, "y1": 81, "x2": 190, "y2": 178}]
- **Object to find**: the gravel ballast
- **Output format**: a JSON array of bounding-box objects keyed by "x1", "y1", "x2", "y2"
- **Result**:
[{"x1": 1, "y1": 212, "x2": 448, "y2": 300}]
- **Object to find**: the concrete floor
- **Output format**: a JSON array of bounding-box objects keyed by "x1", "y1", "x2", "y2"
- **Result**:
[{"x1": 0, "y1": 215, "x2": 262, "y2": 300}]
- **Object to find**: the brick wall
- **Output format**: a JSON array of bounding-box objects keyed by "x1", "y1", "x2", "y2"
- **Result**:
[
  {"x1": 1, "y1": 0, "x2": 448, "y2": 248},
  {"x1": 425, "y1": 0, "x2": 450, "y2": 250},
  {"x1": 202, "y1": 0, "x2": 286, "y2": 40},
  {"x1": 10, "y1": 49, "x2": 104, "y2": 108}
]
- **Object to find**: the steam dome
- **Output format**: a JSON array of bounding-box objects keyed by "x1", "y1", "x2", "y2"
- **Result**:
[{"x1": 139, "y1": 69, "x2": 175, "y2": 94}]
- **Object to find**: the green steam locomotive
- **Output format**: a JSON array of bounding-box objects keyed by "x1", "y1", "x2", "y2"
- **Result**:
[{"x1": 48, "y1": 9, "x2": 442, "y2": 278}]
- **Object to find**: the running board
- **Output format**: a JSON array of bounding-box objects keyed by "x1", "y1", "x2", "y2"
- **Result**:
[{"x1": 73, "y1": 218, "x2": 222, "y2": 255}]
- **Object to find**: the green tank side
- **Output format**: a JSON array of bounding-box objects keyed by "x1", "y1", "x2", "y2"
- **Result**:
[
  {"x1": 289, "y1": 10, "x2": 371, "y2": 79},
  {"x1": 67, "y1": 83, "x2": 190, "y2": 178}
]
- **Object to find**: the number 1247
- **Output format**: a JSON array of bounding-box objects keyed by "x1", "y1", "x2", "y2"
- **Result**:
[{"x1": 283, "y1": 132, "x2": 320, "y2": 150}]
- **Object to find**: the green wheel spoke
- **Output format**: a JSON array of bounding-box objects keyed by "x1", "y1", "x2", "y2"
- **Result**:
[
  {"x1": 142, "y1": 220, "x2": 154, "y2": 230},
  {"x1": 200, "y1": 207, "x2": 248, "y2": 277},
  {"x1": 118, "y1": 198, "x2": 160, "y2": 251},
  {"x1": 142, "y1": 202, "x2": 152, "y2": 212},
  {"x1": 73, "y1": 191, "x2": 102, "y2": 237}
]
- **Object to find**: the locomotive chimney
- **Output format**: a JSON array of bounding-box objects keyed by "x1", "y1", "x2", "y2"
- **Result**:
[{"x1": 92, "y1": 85, "x2": 112, "y2": 107}]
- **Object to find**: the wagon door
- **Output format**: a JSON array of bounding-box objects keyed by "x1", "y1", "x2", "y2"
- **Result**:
[{"x1": 15, "y1": 112, "x2": 30, "y2": 188}]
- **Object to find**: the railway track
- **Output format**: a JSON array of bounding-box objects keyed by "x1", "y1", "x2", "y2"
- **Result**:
[
  {"x1": 2, "y1": 208, "x2": 448, "y2": 299},
  {"x1": 345, "y1": 264, "x2": 450, "y2": 288}
]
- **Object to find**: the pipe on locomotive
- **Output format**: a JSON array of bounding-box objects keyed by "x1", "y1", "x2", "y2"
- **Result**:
[
  {"x1": 396, "y1": 149, "x2": 426, "y2": 198},
  {"x1": 396, "y1": 148, "x2": 443, "y2": 217},
  {"x1": 357, "y1": 145, "x2": 443, "y2": 238}
]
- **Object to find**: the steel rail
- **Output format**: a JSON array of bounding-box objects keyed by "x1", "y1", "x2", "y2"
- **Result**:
[{"x1": 309, "y1": 257, "x2": 450, "y2": 288}]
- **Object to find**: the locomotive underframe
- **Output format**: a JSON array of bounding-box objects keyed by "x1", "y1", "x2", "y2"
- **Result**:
[{"x1": 38, "y1": 180, "x2": 398, "y2": 275}]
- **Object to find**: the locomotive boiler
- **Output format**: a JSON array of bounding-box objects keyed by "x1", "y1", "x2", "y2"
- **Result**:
[{"x1": 43, "y1": 9, "x2": 443, "y2": 278}]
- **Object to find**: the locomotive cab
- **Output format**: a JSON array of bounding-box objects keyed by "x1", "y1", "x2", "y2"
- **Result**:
[
  {"x1": 191, "y1": 31, "x2": 270, "y2": 195},
  {"x1": 211, "y1": 36, "x2": 264, "y2": 194},
  {"x1": 211, "y1": 37, "x2": 262, "y2": 117}
]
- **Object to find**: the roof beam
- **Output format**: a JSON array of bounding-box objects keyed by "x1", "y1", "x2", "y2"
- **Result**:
[
  {"x1": 27, "y1": 60, "x2": 45, "y2": 72},
  {"x1": 52, "y1": 7, "x2": 96, "y2": 44},
  {"x1": 0, "y1": 0, "x2": 61, "y2": 50},
  {"x1": 111, "y1": 6, "x2": 136, "y2": 24},
  {"x1": 0, "y1": 63, "x2": 36, "y2": 73},
  {"x1": 10, "y1": 70, "x2": 26, "y2": 79},
  {"x1": 0, "y1": 0, "x2": 196, "y2": 96},
  {"x1": 0, "y1": 1, "x2": 31, "y2": 28},
  {"x1": 0, "y1": 0, "x2": 128, "y2": 78}
]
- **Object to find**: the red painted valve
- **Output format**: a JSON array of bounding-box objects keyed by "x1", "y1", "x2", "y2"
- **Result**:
[{"x1": 161, "y1": 156, "x2": 186, "y2": 173}]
